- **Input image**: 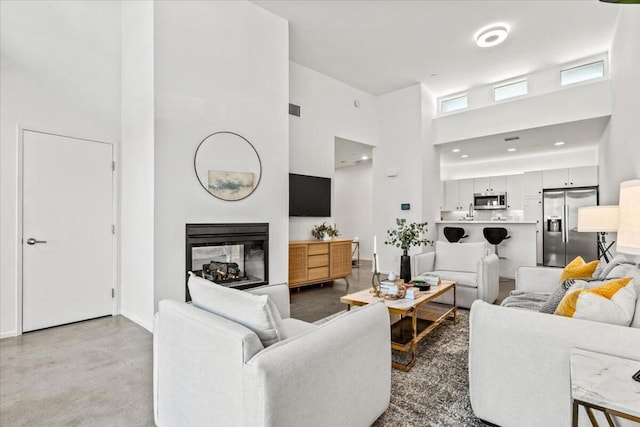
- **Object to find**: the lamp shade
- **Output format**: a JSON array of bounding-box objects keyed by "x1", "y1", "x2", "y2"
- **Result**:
[
  {"x1": 577, "y1": 205, "x2": 619, "y2": 232},
  {"x1": 617, "y1": 179, "x2": 640, "y2": 255}
]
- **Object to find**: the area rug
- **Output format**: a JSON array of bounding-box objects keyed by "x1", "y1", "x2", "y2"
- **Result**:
[
  {"x1": 317, "y1": 309, "x2": 483, "y2": 426},
  {"x1": 374, "y1": 309, "x2": 484, "y2": 427}
]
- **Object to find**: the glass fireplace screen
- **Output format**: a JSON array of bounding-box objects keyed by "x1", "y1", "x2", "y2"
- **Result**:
[{"x1": 191, "y1": 241, "x2": 265, "y2": 288}]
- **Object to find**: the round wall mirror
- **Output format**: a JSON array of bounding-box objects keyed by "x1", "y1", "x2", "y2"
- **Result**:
[{"x1": 194, "y1": 131, "x2": 262, "y2": 201}]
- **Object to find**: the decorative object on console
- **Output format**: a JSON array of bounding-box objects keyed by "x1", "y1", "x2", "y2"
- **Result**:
[
  {"x1": 311, "y1": 222, "x2": 339, "y2": 240},
  {"x1": 193, "y1": 131, "x2": 262, "y2": 201},
  {"x1": 577, "y1": 205, "x2": 618, "y2": 262},
  {"x1": 385, "y1": 218, "x2": 434, "y2": 283},
  {"x1": 617, "y1": 179, "x2": 640, "y2": 255}
]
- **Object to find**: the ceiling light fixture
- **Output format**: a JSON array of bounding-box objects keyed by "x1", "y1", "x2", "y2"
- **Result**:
[
  {"x1": 461, "y1": 154, "x2": 469, "y2": 158},
  {"x1": 475, "y1": 24, "x2": 509, "y2": 48},
  {"x1": 452, "y1": 148, "x2": 460, "y2": 153},
  {"x1": 507, "y1": 148, "x2": 516, "y2": 152},
  {"x1": 361, "y1": 155, "x2": 368, "y2": 160},
  {"x1": 554, "y1": 141, "x2": 565, "y2": 146}
]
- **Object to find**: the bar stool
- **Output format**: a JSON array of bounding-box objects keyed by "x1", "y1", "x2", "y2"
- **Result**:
[
  {"x1": 483, "y1": 227, "x2": 511, "y2": 259},
  {"x1": 443, "y1": 227, "x2": 468, "y2": 243}
]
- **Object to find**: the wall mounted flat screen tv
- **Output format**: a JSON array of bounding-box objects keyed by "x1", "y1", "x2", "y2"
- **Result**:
[{"x1": 289, "y1": 173, "x2": 331, "y2": 217}]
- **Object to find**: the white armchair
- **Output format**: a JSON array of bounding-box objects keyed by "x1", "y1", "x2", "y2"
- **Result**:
[
  {"x1": 413, "y1": 241, "x2": 499, "y2": 308},
  {"x1": 154, "y1": 284, "x2": 391, "y2": 427}
]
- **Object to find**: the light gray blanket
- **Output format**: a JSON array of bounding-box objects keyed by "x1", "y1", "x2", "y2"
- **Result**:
[{"x1": 500, "y1": 290, "x2": 551, "y2": 311}]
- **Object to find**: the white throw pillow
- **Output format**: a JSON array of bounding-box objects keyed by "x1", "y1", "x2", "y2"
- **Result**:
[
  {"x1": 555, "y1": 277, "x2": 637, "y2": 327},
  {"x1": 434, "y1": 241, "x2": 487, "y2": 273},
  {"x1": 187, "y1": 273, "x2": 285, "y2": 347}
]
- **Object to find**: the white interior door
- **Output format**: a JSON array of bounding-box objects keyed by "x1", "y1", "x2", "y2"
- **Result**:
[{"x1": 22, "y1": 130, "x2": 114, "y2": 332}]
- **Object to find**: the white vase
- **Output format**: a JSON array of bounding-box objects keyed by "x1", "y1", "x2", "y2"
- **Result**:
[{"x1": 322, "y1": 235, "x2": 331, "y2": 241}]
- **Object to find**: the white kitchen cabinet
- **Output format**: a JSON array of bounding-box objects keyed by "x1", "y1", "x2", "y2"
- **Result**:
[
  {"x1": 568, "y1": 166, "x2": 598, "y2": 187},
  {"x1": 444, "y1": 179, "x2": 474, "y2": 211},
  {"x1": 506, "y1": 174, "x2": 523, "y2": 210},
  {"x1": 524, "y1": 196, "x2": 543, "y2": 265},
  {"x1": 459, "y1": 179, "x2": 475, "y2": 211},
  {"x1": 443, "y1": 180, "x2": 460, "y2": 211},
  {"x1": 523, "y1": 171, "x2": 543, "y2": 198},
  {"x1": 474, "y1": 176, "x2": 506, "y2": 193},
  {"x1": 542, "y1": 166, "x2": 598, "y2": 189}
]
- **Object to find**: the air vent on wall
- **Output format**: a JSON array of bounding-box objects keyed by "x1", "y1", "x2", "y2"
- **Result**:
[
  {"x1": 504, "y1": 136, "x2": 520, "y2": 142},
  {"x1": 289, "y1": 103, "x2": 301, "y2": 117}
]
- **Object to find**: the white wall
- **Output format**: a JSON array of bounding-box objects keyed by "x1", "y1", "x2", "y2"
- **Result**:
[
  {"x1": 152, "y1": 1, "x2": 289, "y2": 307},
  {"x1": 420, "y1": 84, "x2": 441, "y2": 242},
  {"x1": 373, "y1": 84, "x2": 435, "y2": 274},
  {"x1": 434, "y1": 79, "x2": 612, "y2": 145},
  {"x1": 0, "y1": 1, "x2": 121, "y2": 337},
  {"x1": 598, "y1": 8, "x2": 640, "y2": 205},
  {"x1": 120, "y1": 0, "x2": 155, "y2": 331},
  {"x1": 289, "y1": 62, "x2": 378, "y2": 240},
  {"x1": 334, "y1": 162, "x2": 373, "y2": 260},
  {"x1": 440, "y1": 53, "x2": 609, "y2": 114}
]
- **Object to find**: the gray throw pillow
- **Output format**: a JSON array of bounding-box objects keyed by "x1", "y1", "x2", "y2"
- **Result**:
[{"x1": 539, "y1": 279, "x2": 576, "y2": 314}]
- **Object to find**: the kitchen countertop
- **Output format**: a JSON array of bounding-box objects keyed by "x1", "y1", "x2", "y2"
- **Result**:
[{"x1": 436, "y1": 220, "x2": 537, "y2": 224}]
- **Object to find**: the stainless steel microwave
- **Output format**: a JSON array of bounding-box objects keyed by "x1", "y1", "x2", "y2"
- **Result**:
[{"x1": 474, "y1": 192, "x2": 507, "y2": 210}]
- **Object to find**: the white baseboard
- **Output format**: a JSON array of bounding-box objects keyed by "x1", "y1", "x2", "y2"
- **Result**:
[
  {"x1": 1, "y1": 330, "x2": 19, "y2": 339},
  {"x1": 121, "y1": 310, "x2": 153, "y2": 333}
]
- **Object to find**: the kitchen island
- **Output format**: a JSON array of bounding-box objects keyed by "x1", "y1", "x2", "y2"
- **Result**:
[{"x1": 435, "y1": 221, "x2": 537, "y2": 279}]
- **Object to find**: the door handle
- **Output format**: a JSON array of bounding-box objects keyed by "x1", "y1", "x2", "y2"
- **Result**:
[
  {"x1": 26, "y1": 238, "x2": 47, "y2": 245},
  {"x1": 564, "y1": 204, "x2": 570, "y2": 243}
]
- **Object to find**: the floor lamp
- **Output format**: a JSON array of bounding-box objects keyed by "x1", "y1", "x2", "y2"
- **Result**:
[
  {"x1": 577, "y1": 205, "x2": 619, "y2": 262},
  {"x1": 617, "y1": 179, "x2": 640, "y2": 257}
]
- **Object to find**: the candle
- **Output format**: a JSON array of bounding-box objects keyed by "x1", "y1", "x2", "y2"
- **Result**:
[{"x1": 372, "y1": 235, "x2": 377, "y2": 272}]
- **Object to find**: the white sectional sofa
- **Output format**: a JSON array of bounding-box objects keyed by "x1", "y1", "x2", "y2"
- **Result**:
[
  {"x1": 154, "y1": 283, "x2": 391, "y2": 427},
  {"x1": 469, "y1": 263, "x2": 640, "y2": 427},
  {"x1": 413, "y1": 241, "x2": 499, "y2": 308}
]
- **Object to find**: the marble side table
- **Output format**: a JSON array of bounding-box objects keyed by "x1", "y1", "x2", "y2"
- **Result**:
[{"x1": 570, "y1": 348, "x2": 640, "y2": 427}]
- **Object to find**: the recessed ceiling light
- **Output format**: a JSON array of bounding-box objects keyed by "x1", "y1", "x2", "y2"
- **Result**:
[
  {"x1": 507, "y1": 148, "x2": 516, "y2": 152},
  {"x1": 452, "y1": 148, "x2": 461, "y2": 153},
  {"x1": 554, "y1": 141, "x2": 565, "y2": 146},
  {"x1": 361, "y1": 155, "x2": 368, "y2": 160},
  {"x1": 475, "y1": 24, "x2": 509, "y2": 48},
  {"x1": 461, "y1": 154, "x2": 469, "y2": 158}
]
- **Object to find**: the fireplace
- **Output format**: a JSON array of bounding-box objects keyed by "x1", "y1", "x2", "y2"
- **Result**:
[{"x1": 186, "y1": 223, "x2": 268, "y2": 301}]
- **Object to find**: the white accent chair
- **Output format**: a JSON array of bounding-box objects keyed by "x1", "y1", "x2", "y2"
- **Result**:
[
  {"x1": 153, "y1": 284, "x2": 391, "y2": 427},
  {"x1": 413, "y1": 241, "x2": 499, "y2": 308}
]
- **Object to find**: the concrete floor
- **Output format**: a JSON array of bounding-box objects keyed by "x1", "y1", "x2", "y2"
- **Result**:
[
  {"x1": 0, "y1": 260, "x2": 513, "y2": 426},
  {"x1": 0, "y1": 315, "x2": 154, "y2": 427}
]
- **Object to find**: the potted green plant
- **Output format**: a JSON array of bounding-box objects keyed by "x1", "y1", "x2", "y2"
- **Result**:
[
  {"x1": 385, "y1": 218, "x2": 433, "y2": 283},
  {"x1": 311, "y1": 222, "x2": 339, "y2": 241}
]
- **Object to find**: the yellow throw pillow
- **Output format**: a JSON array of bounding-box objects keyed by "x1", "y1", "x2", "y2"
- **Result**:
[
  {"x1": 559, "y1": 256, "x2": 599, "y2": 282},
  {"x1": 555, "y1": 277, "x2": 636, "y2": 326}
]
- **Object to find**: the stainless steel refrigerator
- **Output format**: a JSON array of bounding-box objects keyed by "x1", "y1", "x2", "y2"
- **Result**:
[{"x1": 543, "y1": 188, "x2": 598, "y2": 267}]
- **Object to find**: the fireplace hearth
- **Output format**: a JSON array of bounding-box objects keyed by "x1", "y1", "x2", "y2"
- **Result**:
[{"x1": 186, "y1": 223, "x2": 268, "y2": 301}]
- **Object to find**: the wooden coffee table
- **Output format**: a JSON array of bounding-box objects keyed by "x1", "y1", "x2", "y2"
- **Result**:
[{"x1": 340, "y1": 280, "x2": 456, "y2": 371}]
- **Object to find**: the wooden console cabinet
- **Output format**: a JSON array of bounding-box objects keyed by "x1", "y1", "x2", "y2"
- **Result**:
[{"x1": 288, "y1": 239, "x2": 352, "y2": 289}]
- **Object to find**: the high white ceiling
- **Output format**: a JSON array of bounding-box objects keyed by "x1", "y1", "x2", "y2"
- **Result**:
[
  {"x1": 254, "y1": 0, "x2": 620, "y2": 97},
  {"x1": 438, "y1": 116, "x2": 610, "y2": 166}
]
